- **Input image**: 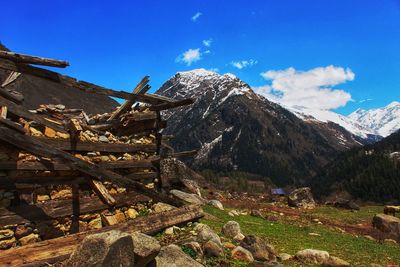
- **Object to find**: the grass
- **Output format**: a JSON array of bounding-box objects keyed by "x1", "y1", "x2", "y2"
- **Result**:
[
  {"x1": 200, "y1": 205, "x2": 400, "y2": 266},
  {"x1": 311, "y1": 206, "x2": 384, "y2": 224}
]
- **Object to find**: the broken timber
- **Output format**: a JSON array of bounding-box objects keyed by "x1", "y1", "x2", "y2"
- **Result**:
[
  {"x1": 0, "y1": 50, "x2": 69, "y2": 68},
  {"x1": 0, "y1": 205, "x2": 204, "y2": 267}
]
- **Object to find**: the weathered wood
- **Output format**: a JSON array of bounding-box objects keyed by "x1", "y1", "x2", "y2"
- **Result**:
[
  {"x1": 0, "y1": 59, "x2": 184, "y2": 105},
  {"x1": 0, "y1": 176, "x2": 85, "y2": 190},
  {"x1": 1, "y1": 71, "x2": 21, "y2": 88},
  {"x1": 0, "y1": 117, "x2": 28, "y2": 134},
  {"x1": 0, "y1": 158, "x2": 159, "y2": 171},
  {"x1": 0, "y1": 51, "x2": 69, "y2": 68},
  {"x1": 107, "y1": 76, "x2": 149, "y2": 121},
  {"x1": 125, "y1": 172, "x2": 158, "y2": 181},
  {"x1": 0, "y1": 87, "x2": 24, "y2": 103},
  {"x1": 149, "y1": 98, "x2": 194, "y2": 111},
  {"x1": 1, "y1": 106, "x2": 7, "y2": 118},
  {"x1": 91, "y1": 112, "x2": 158, "y2": 131},
  {"x1": 0, "y1": 191, "x2": 150, "y2": 227},
  {"x1": 0, "y1": 126, "x2": 182, "y2": 206},
  {"x1": 87, "y1": 179, "x2": 116, "y2": 207},
  {"x1": 114, "y1": 119, "x2": 166, "y2": 136},
  {"x1": 0, "y1": 205, "x2": 203, "y2": 267},
  {"x1": 70, "y1": 184, "x2": 80, "y2": 233},
  {"x1": 168, "y1": 150, "x2": 198, "y2": 158},
  {"x1": 0, "y1": 96, "x2": 67, "y2": 132}
]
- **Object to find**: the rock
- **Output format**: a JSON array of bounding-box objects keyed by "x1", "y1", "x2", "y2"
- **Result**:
[
  {"x1": 329, "y1": 198, "x2": 360, "y2": 211},
  {"x1": 18, "y1": 233, "x2": 40, "y2": 246},
  {"x1": 288, "y1": 187, "x2": 316, "y2": 209},
  {"x1": 125, "y1": 208, "x2": 139, "y2": 219},
  {"x1": 322, "y1": 256, "x2": 351, "y2": 267},
  {"x1": 240, "y1": 235, "x2": 276, "y2": 261},
  {"x1": 181, "y1": 179, "x2": 202, "y2": 197},
  {"x1": 101, "y1": 213, "x2": 118, "y2": 226},
  {"x1": 50, "y1": 189, "x2": 72, "y2": 200},
  {"x1": 222, "y1": 221, "x2": 241, "y2": 239},
  {"x1": 155, "y1": 244, "x2": 204, "y2": 267},
  {"x1": 203, "y1": 240, "x2": 223, "y2": 257},
  {"x1": 44, "y1": 127, "x2": 56, "y2": 138},
  {"x1": 99, "y1": 136, "x2": 109, "y2": 143},
  {"x1": 88, "y1": 217, "x2": 102, "y2": 229},
  {"x1": 250, "y1": 210, "x2": 264, "y2": 218},
  {"x1": 372, "y1": 213, "x2": 400, "y2": 240},
  {"x1": 153, "y1": 202, "x2": 175, "y2": 213},
  {"x1": 170, "y1": 189, "x2": 204, "y2": 205},
  {"x1": 114, "y1": 211, "x2": 126, "y2": 223},
  {"x1": 384, "y1": 238, "x2": 397, "y2": 244},
  {"x1": 364, "y1": 235, "x2": 376, "y2": 241},
  {"x1": 231, "y1": 246, "x2": 254, "y2": 262},
  {"x1": 208, "y1": 200, "x2": 224, "y2": 210},
  {"x1": 0, "y1": 229, "x2": 14, "y2": 240},
  {"x1": 131, "y1": 232, "x2": 161, "y2": 267},
  {"x1": 233, "y1": 233, "x2": 245, "y2": 242},
  {"x1": 165, "y1": 227, "x2": 174, "y2": 235},
  {"x1": 296, "y1": 249, "x2": 330, "y2": 264},
  {"x1": 223, "y1": 242, "x2": 236, "y2": 249},
  {"x1": 36, "y1": 195, "x2": 50, "y2": 202},
  {"x1": 0, "y1": 237, "x2": 16, "y2": 249},
  {"x1": 196, "y1": 224, "x2": 222, "y2": 246},
  {"x1": 67, "y1": 230, "x2": 135, "y2": 267},
  {"x1": 183, "y1": 241, "x2": 203, "y2": 257},
  {"x1": 14, "y1": 225, "x2": 33, "y2": 239},
  {"x1": 278, "y1": 253, "x2": 292, "y2": 261}
]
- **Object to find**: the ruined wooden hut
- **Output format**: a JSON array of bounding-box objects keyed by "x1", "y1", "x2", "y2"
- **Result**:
[{"x1": 0, "y1": 50, "x2": 203, "y2": 266}]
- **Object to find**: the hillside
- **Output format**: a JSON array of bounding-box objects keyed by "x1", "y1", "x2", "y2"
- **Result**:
[
  {"x1": 156, "y1": 69, "x2": 364, "y2": 186},
  {"x1": 0, "y1": 42, "x2": 118, "y2": 115},
  {"x1": 312, "y1": 130, "x2": 400, "y2": 202}
]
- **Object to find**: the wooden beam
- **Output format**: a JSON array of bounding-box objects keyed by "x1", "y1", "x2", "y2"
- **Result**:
[
  {"x1": 107, "y1": 76, "x2": 149, "y2": 121},
  {"x1": 168, "y1": 150, "x2": 198, "y2": 158},
  {"x1": 0, "y1": 51, "x2": 69, "y2": 68},
  {"x1": 149, "y1": 98, "x2": 194, "y2": 111},
  {"x1": 0, "y1": 126, "x2": 182, "y2": 207},
  {"x1": 0, "y1": 59, "x2": 183, "y2": 105},
  {"x1": 70, "y1": 184, "x2": 80, "y2": 234},
  {"x1": 0, "y1": 117, "x2": 28, "y2": 134},
  {"x1": 1, "y1": 106, "x2": 7, "y2": 118},
  {"x1": 87, "y1": 179, "x2": 116, "y2": 207},
  {"x1": 0, "y1": 191, "x2": 150, "y2": 227},
  {"x1": 1, "y1": 71, "x2": 21, "y2": 88},
  {"x1": 0, "y1": 96, "x2": 67, "y2": 132},
  {"x1": 125, "y1": 172, "x2": 158, "y2": 181},
  {"x1": 0, "y1": 205, "x2": 203, "y2": 267}
]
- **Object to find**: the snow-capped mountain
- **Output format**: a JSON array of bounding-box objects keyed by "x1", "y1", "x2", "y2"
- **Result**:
[
  {"x1": 284, "y1": 106, "x2": 381, "y2": 142},
  {"x1": 156, "y1": 69, "x2": 364, "y2": 185},
  {"x1": 348, "y1": 101, "x2": 400, "y2": 137}
]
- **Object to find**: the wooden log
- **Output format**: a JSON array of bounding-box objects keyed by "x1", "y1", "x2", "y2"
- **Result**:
[
  {"x1": 107, "y1": 76, "x2": 149, "y2": 121},
  {"x1": 114, "y1": 119, "x2": 166, "y2": 136},
  {"x1": 0, "y1": 158, "x2": 159, "y2": 171},
  {"x1": 91, "y1": 112, "x2": 158, "y2": 131},
  {"x1": 0, "y1": 176, "x2": 85, "y2": 190},
  {"x1": 0, "y1": 205, "x2": 203, "y2": 266},
  {"x1": 0, "y1": 96, "x2": 67, "y2": 132},
  {"x1": 168, "y1": 150, "x2": 198, "y2": 158},
  {"x1": 0, "y1": 87, "x2": 24, "y2": 103},
  {"x1": 0, "y1": 191, "x2": 150, "y2": 227},
  {"x1": 0, "y1": 126, "x2": 182, "y2": 206},
  {"x1": 125, "y1": 172, "x2": 158, "y2": 181},
  {"x1": 0, "y1": 51, "x2": 69, "y2": 68},
  {"x1": 0, "y1": 117, "x2": 28, "y2": 134},
  {"x1": 70, "y1": 184, "x2": 80, "y2": 234},
  {"x1": 87, "y1": 179, "x2": 116, "y2": 207},
  {"x1": 0, "y1": 59, "x2": 185, "y2": 105}
]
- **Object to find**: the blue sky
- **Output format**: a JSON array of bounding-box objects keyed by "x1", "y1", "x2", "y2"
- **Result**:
[{"x1": 1, "y1": 0, "x2": 399, "y2": 115}]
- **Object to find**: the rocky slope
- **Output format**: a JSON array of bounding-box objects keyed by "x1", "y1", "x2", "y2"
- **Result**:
[
  {"x1": 156, "y1": 69, "x2": 364, "y2": 186},
  {"x1": 0, "y1": 42, "x2": 118, "y2": 115},
  {"x1": 349, "y1": 101, "x2": 400, "y2": 137}
]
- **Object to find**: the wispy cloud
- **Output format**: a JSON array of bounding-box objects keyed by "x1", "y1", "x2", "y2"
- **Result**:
[
  {"x1": 191, "y1": 12, "x2": 202, "y2": 22},
  {"x1": 176, "y1": 48, "x2": 201, "y2": 66},
  {"x1": 231, "y1": 59, "x2": 258, "y2": 69},
  {"x1": 359, "y1": 98, "x2": 373, "y2": 103},
  {"x1": 202, "y1": 38, "x2": 212, "y2": 47},
  {"x1": 255, "y1": 65, "x2": 355, "y2": 110}
]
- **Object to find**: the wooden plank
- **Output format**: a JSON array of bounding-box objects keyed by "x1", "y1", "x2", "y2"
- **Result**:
[
  {"x1": 0, "y1": 126, "x2": 182, "y2": 207},
  {"x1": 0, "y1": 117, "x2": 28, "y2": 134},
  {"x1": 0, "y1": 96, "x2": 67, "y2": 132},
  {"x1": 0, "y1": 158, "x2": 159, "y2": 171},
  {"x1": 70, "y1": 184, "x2": 80, "y2": 234},
  {"x1": 168, "y1": 150, "x2": 198, "y2": 158},
  {"x1": 125, "y1": 172, "x2": 158, "y2": 181},
  {"x1": 0, "y1": 51, "x2": 69, "y2": 68},
  {"x1": 0, "y1": 176, "x2": 85, "y2": 190},
  {"x1": 0, "y1": 191, "x2": 150, "y2": 227},
  {"x1": 0, "y1": 59, "x2": 183, "y2": 105},
  {"x1": 1, "y1": 71, "x2": 21, "y2": 88},
  {"x1": 87, "y1": 179, "x2": 116, "y2": 207},
  {"x1": 1, "y1": 106, "x2": 7, "y2": 118},
  {"x1": 0, "y1": 205, "x2": 203, "y2": 267},
  {"x1": 115, "y1": 119, "x2": 166, "y2": 136},
  {"x1": 91, "y1": 112, "x2": 158, "y2": 131},
  {"x1": 107, "y1": 76, "x2": 149, "y2": 121}
]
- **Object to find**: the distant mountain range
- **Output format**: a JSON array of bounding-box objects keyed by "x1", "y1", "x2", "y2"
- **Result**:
[{"x1": 157, "y1": 69, "x2": 375, "y2": 185}]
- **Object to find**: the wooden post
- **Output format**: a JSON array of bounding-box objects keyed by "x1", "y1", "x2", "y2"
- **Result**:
[
  {"x1": 0, "y1": 106, "x2": 7, "y2": 118},
  {"x1": 70, "y1": 183, "x2": 80, "y2": 234}
]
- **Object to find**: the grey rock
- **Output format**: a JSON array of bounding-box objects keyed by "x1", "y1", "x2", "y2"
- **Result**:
[
  {"x1": 288, "y1": 187, "x2": 316, "y2": 209},
  {"x1": 250, "y1": 209, "x2": 264, "y2": 218},
  {"x1": 203, "y1": 240, "x2": 223, "y2": 257},
  {"x1": 131, "y1": 232, "x2": 161, "y2": 267},
  {"x1": 196, "y1": 224, "x2": 222, "y2": 246},
  {"x1": 278, "y1": 252, "x2": 292, "y2": 261},
  {"x1": 208, "y1": 199, "x2": 224, "y2": 210},
  {"x1": 231, "y1": 246, "x2": 254, "y2": 262},
  {"x1": 322, "y1": 256, "x2": 351, "y2": 267},
  {"x1": 155, "y1": 244, "x2": 204, "y2": 267},
  {"x1": 170, "y1": 189, "x2": 204, "y2": 205},
  {"x1": 222, "y1": 221, "x2": 241, "y2": 239},
  {"x1": 67, "y1": 230, "x2": 135, "y2": 267},
  {"x1": 296, "y1": 249, "x2": 330, "y2": 264},
  {"x1": 183, "y1": 241, "x2": 203, "y2": 257},
  {"x1": 240, "y1": 235, "x2": 276, "y2": 261},
  {"x1": 98, "y1": 136, "x2": 109, "y2": 143},
  {"x1": 372, "y1": 213, "x2": 400, "y2": 241}
]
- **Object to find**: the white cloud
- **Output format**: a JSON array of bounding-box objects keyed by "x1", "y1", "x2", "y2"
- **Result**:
[
  {"x1": 231, "y1": 59, "x2": 258, "y2": 69},
  {"x1": 202, "y1": 38, "x2": 212, "y2": 47},
  {"x1": 359, "y1": 98, "x2": 373, "y2": 103},
  {"x1": 204, "y1": 50, "x2": 211, "y2": 54},
  {"x1": 191, "y1": 12, "x2": 202, "y2": 22},
  {"x1": 176, "y1": 48, "x2": 201, "y2": 66},
  {"x1": 255, "y1": 65, "x2": 355, "y2": 110}
]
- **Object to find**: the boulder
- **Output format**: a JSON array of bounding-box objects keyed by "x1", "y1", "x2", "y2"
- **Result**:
[
  {"x1": 222, "y1": 221, "x2": 241, "y2": 239},
  {"x1": 329, "y1": 198, "x2": 360, "y2": 211},
  {"x1": 131, "y1": 232, "x2": 161, "y2": 267},
  {"x1": 67, "y1": 230, "x2": 135, "y2": 267},
  {"x1": 278, "y1": 253, "x2": 292, "y2": 261},
  {"x1": 208, "y1": 200, "x2": 224, "y2": 210},
  {"x1": 152, "y1": 202, "x2": 175, "y2": 213},
  {"x1": 288, "y1": 187, "x2": 316, "y2": 209},
  {"x1": 196, "y1": 224, "x2": 222, "y2": 246},
  {"x1": 250, "y1": 210, "x2": 264, "y2": 218},
  {"x1": 155, "y1": 244, "x2": 204, "y2": 267},
  {"x1": 372, "y1": 213, "x2": 400, "y2": 241},
  {"x1": 231, "y1": 246, "x2": 254, "y2": 262},
  {"x1": 170, "y1": 190, "x2": 204, "y2": 205},
  {"x1": 296, "y1": 249, "x2": 330, "y2": 264},
  {"x1": 322, "y1": 256, "x2": 351, "y2": 267},
  {"x1": 183, "y1": 241, "x2": 203, "y2": 257},
  {"x1": 240, "y1": 235, "x2": 276, "y2": 261},
  {"x1": 203, "y1": 240, "x2": 224, "y2": 257}
]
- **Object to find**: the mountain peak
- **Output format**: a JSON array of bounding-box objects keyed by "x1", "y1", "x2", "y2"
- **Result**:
[{"x1": 387, "y1": 101, "x2": 400, "y2": 108}]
